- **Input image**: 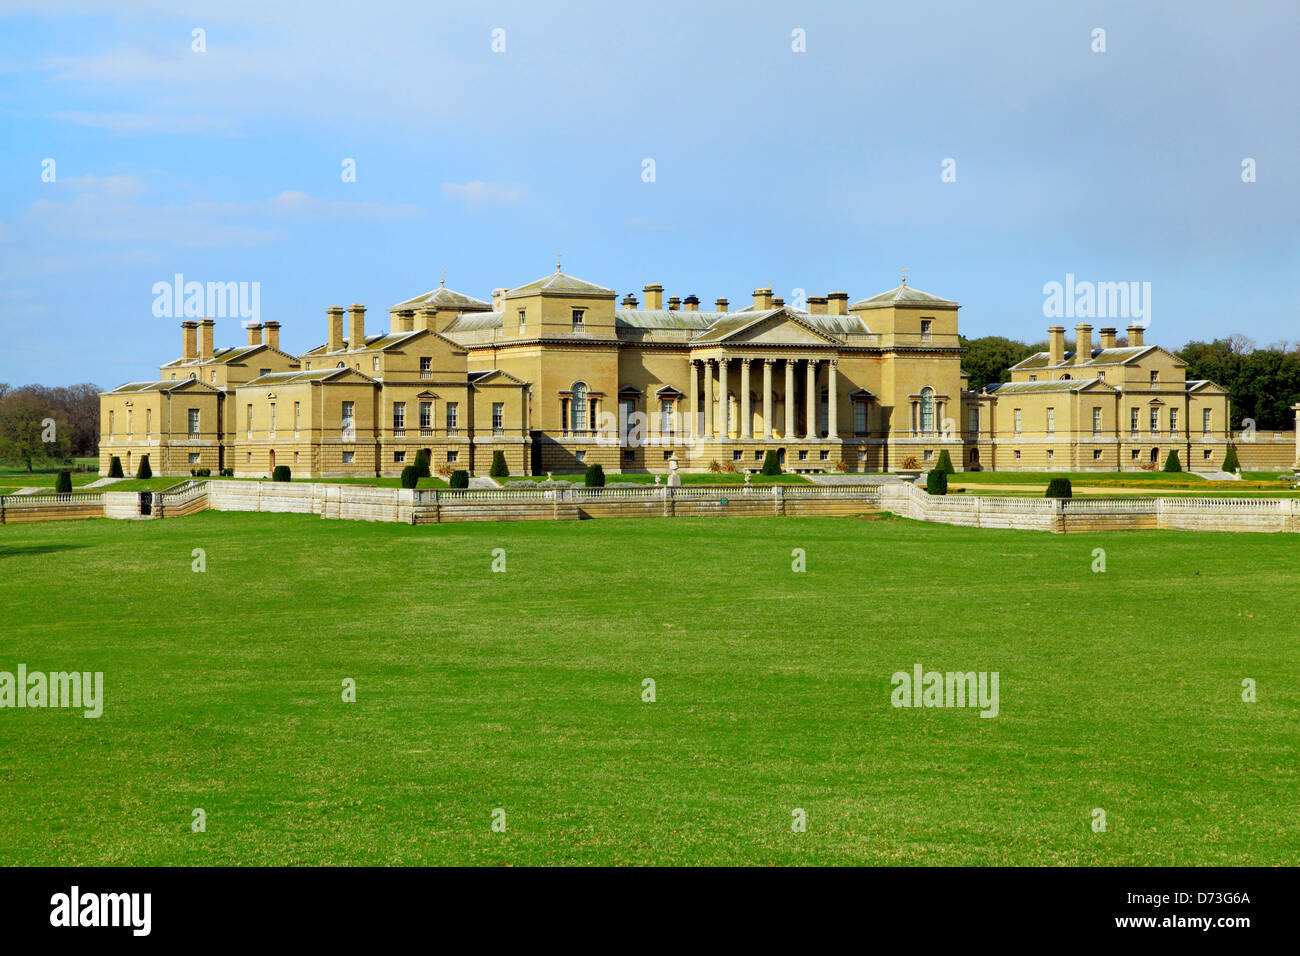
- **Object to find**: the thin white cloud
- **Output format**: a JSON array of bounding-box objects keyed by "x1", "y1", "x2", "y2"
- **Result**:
[
  {"x1": 441, "y1": 181, "x2": 528, "y2": 208},
  {"x1": 50, "y1": 110, "x2": 241, "y2": 136}
]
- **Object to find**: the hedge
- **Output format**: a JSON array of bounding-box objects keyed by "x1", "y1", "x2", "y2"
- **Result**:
[
  {"x1": 449, "y1": 469, "x2": 470, "y2": 489},
  {"x1": 584, "y1": 463, "x2": 606, "y2": 487},
  {"x1": 1045, "y1": 478, "x2": 1072, "y2": 499},
  {"x1": 413, "y1": 449, "x2": 431, "y2": 479},
  {"x1": 108, "y1": 456, "x2": 123, "y2": 478},
  {"x1": 136, "y1": 455, "x2": 152, "y2": 479},
  {"x1": 925, "y1": 468, "x2": 948, "y2": 495},
  {"x1": 399, "y1": 465, "x2": 419, "y2": 489}
]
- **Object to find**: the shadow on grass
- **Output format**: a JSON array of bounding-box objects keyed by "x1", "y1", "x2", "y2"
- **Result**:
[{"x1": 0, "y1": 543, "x2": 88, "y2": 559}]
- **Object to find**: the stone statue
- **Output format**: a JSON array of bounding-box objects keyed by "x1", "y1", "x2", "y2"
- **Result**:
[{"x1": 667, "y1": 455, "x2": 681, "y2": 487}]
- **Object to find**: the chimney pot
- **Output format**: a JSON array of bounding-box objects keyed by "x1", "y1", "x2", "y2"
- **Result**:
[
  {"x1": 492, "y1": 288, "x2": 508, "y2": 311},
  {"x1": 1127, "y1": 323, "x2": 1145, "y2": 347},
  {"x1": 715, "y1": 297, "x2": 728, "y2": 313},
  {"x1": 1099, "y1": 326, "x2": 1117, "y2": 349},
  {"x1": 1048, "y1": 325, "x2": 1066, "y2": 366},
  {"x1": 808, "y1": 296, "x2": 828, "y2": 315},
  {"x1": 621, "y1": 294, "x2": 639, "y2": 309},
  {"x1": 1074, "y1": 323, "x2": 1093, "y2": 365},
  {"x1": 245, "y1": 322, "x2": 264, "y2": 347},
  {"x1": 683, "y1": 294, "x2": 700, "y2": 312},
  {"x1": 668, "y1": 296, "x2": 680, "y2": 311},
  {"x1": 827, "y1": 292, "x2": 849, "y2": 315},
  {"x1": 752, "y1": 287, "x2": 774, "y2": 310}
]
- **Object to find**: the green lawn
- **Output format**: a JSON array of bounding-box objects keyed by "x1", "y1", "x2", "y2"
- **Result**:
[
  {"x1": 506, "y1": 472, "x2": 810, "y2": 485},
  {"x1": 0, "y1": 513, "x2": 1295, "y2": 865}
]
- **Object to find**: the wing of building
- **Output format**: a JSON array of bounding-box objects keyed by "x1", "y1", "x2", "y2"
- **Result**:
[{"x1": 100, "y1": 270, "x2": 1286, "y2": 477}]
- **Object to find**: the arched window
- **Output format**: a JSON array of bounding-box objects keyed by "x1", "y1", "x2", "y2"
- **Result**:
[
  {"x1": 571, "y1": 382, "x2": 588, "y2": 431},
  {"x1": 920, "y1": 387, "x2": 935, "y2": 434}
]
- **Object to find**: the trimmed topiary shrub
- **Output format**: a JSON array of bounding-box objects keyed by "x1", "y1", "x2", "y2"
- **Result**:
[
  {"x1": 399, "y1": 465, "x2": 419, "y2": 489},
  {"x1": 136, "y1": 455, "x2": 152, "y2": 479},
  {"x1": 54, "y1": 470, "x2": 72, "y2": 494},
  {"x1": 1163, "y1": 449, "x2": 1182, "y2": 472},
  {"x1": 272, "y1": 465, "x2": 291, "y2": 482},
  {"x1": 1046, "y1": 477, "x2": 1073, "y2": 499},
  {"x1": 584, "y1": 463, "x2": 606, "y2": 487},
  {"x1": 413, "y1": 449, "x2": 431, "y2": 479},
  {"x1": 1222, "y1": 445, "x2": 1240, "y2": 474},
  {"x1": 935, "y1": 449, "x2": 955, "y2": 475},
  {"x1": 490, "y1": 449, "x2": 509, "y2": 478},
  {"x1": 449, "y1": 469, "x2": 470, "y2": 489},
  {"x1": 925, "y1": 468, "x2": 948, "y2": 495},
  {"x1": 761, "y1": 450, "x2": 781, "y2": 475},
  {"x1": 220, "y1": 468, "x2": 234, "y2": 477},
  {"x1": 108, "y1": 456, "x2": 123, "y2": 478}
]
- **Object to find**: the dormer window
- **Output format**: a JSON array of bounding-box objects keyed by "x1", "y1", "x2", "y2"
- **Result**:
[
  {"x1": 519, "y1": 309, "x2": 527, "y2": 331},
  {"x1": 1150, "y1": 370, "x2": 1158, "y2": 386},
  {"x1": 920, "y1": 318, "x2": 932, "y2": 342},
  {"x1": 572, "y1": 309, "x2": 584, "y2": 330}
]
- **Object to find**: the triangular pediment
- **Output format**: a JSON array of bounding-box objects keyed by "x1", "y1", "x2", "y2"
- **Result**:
[{"x1": 693, "y1": 309, "x2": 842, "y2": 346}]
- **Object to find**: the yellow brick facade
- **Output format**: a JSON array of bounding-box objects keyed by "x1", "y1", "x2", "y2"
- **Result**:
[{"x1": 101, "y1": 270, "x2": 1279, "y2": 476}]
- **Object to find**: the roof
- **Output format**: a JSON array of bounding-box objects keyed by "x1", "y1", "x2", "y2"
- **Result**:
[
  {"x1": 392, "y1": 284, "x2": 490, "y2": 312},
  {"x1": 615, "y1": 308, "x2": 868, "y2": 337},
  {"x1": 302, "y1": 330, "x2": 424, "y2": 356},
  {"x1": 109, "y1": 379, "x2": 221, "y2": 393},
  {"x1": 504, "y1": 269, "x2": 615, "y2": 298},
  {"x1": 160, "y1": 344, "x2": 278, "y2": 368},
  {"x1": 849, "y1": 284, "x2": 958, "y2": 310},
  {"x1": 243, "y1": 368, "x2": 375, "y2": 387},
  {"x1": 442, "y1": 311, "x2": 504, "y2": 333},
  {"x1": 982, "y1": 378, "x2": 1114, "y2": 395},
  {"x1": 1011, "y1": 345, "x2": 1162, "y2": 371}
]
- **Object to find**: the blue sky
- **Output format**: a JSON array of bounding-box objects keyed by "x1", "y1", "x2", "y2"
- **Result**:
[{"x1": 1, "y1": 0, "x2": 1296, "y2": 386}]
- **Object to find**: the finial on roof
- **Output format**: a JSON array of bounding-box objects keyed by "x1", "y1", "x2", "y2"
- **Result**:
[
  {"x1": 556, "y1": 252, "x2": 562, "y2": 272},
  {"x1": 439, "y1": 269, "x2": 446, "y2": 288},
  {"x1": 901, "y1": 267, "x2": 908, "y2": 287}
]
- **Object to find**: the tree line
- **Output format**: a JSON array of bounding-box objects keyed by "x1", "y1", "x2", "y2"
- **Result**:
[
  {"x1": 960, "y1": 335, "x2": 1300, "y2": 430},
  {"x1": 0, "y1": 383, "x2": 101, "y2": 471}
]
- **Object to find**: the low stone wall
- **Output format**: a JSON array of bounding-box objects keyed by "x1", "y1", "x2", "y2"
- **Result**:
[{"x1": 0, "y1": 492, "x2": 105, "y2": 523}]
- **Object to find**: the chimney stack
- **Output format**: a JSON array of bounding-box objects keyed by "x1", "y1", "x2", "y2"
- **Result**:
[
  {"x1": 1127, "y1": 323, "x2": 1145, "y2": 347},
  {"x1": 644, "y1": 284, "x2": 663, "y2": 310},
  {"x1": 181, "y1": 320, "x2": 198, "y2": 362},
  {"x1": 827, "y1": 292, "x2": 849, "y2": 315},
  {"x1": 683, "y1": 295, "x2": 700, "y2": 312},
  {"x1": 1099, "y1": 326, "x2": 1117, "y2": 349},
  {"x1": 264, "y1": 321, "x2": 280, "y2": 350},
  {"x1": 621, "y1": 294, "x2": 638, "y2": 309},
  {"x1": 772, "y1": 297, "x2": 785, "y2": 308},
  {"x1": 1074, "y1": 323, "x2": 1093, "y2": 365},
  {"x1": 327, "y1": 307, "x2": 345, "y2": 352},
  {"x1": 245, "y1": 322, "x2": 263, "y2": 346},
  {"x1": 668, "y1": 296, "x2": 681, "y2": 311},
  {"x1": 753, "y1": 287, "x2": 774, "y2": 310},
  {"x1": 416, "y1": 307, "x2": 437, "y2": 333},
  {"x1": 492, "y1": 288, "x2": 508, "y2": 311},
  {"x1": 1048, "y1": 325, "x2": 1065, "y2": 366},
  {"x1": 199, "y1": 318, "x2": 215, "y2": 361},
  {"x1": 348, "y1": 304, "x2": 366, "y2": 350},
  {"x1": 715, "y1": 298, "x2": 728, "y2": 313},
  {"x1": 808, "y1": 296, "x2": 828, "y2": 315}
]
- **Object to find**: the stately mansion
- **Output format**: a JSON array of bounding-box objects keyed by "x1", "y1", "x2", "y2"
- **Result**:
[{"x1": 99, "y1": 266, "x2": 1250, "y2": 477}]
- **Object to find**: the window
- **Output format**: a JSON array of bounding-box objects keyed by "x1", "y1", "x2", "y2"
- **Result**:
[
  {"x1": 269, "y1": 402, "x2": 276, "y2": 433},
  {"x1": 855, "y1": 402, "x2": 868, "y2": 436},
  {"x1": 1046, "y1": 408, "x2": 1055, "y2": 434},
  {"x1": 1099, "y1": 371, "x2": 1106, "y2": 381},
  {"x1": 798, "y1": 450, "x2": 808, "y2": 461},
  {"x1": 373, "y1": 357, "x2": 380, "y2": 372},
  {"x1": 1093, "y1": 449, "x2": 1102, "y2": 460},
  {"x1": 447, "y1": 451, "x2": 458, "y2": 463},
  {"x1": 211, "y1": 371, "x2": 217, "y2": 382},
  {"x1": 1150, "y1": 407, "x2": 1159, "y2": 432},
  {"x1": 756, "y1": 451, "x2": 765, "y2": 461},
  {"x1": 624, "y1": 450, "x2": 635, "y2": 463},
  {"x1": 1131, "y1": 408, "x2": 1139, "y2": 434},
  {"x1": 518, "y1": 309, "x2": 526, "y2": 331},
  {"x1": 819, "y1": 450, "x2": 829, "y2": 461},
  {"x1": 188, "y1": 408, "x2": 200, "y2": 438},
  {"x1": 127, "y1": 409, "x2": 133, "y2": 434},
  {"x1": 1092, "y1": 407, "x2": 1101, "y2": 434},
  {"x1": 146, "y1": 408, "x2": 152, "y2": 435},
  {"x1": 1131, "y1": 449, "x2": 1140, "y2": 460},
  {"x1": 1204, "y1": 449, "x2": 1211, "y2": 460},
  {"x1": 305, "y1": 362, "x2": 311, "y2": 370},
  {"x1": 188, "y1": 453, "x2": 200, "y2": 464},
  {"x1": 1014, "y1": 450, "x2": 1021, "y2": 460},
  {"x1": 294, "y1": 451, "x2": 299, "y2": 464},
  {"x1": 572, "y1": 309, "x2": 584, "y2": 330},
  {"x1": 1029, "y1": 375, "x2": 1037, "y2": 382},
  {"x1": 575, "y1": 450, "x2": 585, "y2": 463},
  {"x1": 108, "y1": 411, "x2": 114, "y2": 435},
  {"x1": 664, "y1": 451, "x2": 674, "y2": 461},
  {"x1": 570, "y1": 383, "x2": 587, "y2": 432},
  {"x1": 1150, "y1": 370, "x2": 1159, "y2": 387},
  {"x1": 393, "y1": 402, "x2": 406, "y2": 431},
  {"x1": 294, "y1": 402, "x2": 300, "y2": 434},
  {"x1": 246, "y1": 404, "x2": 253, "y2": 437},
  {"x1": 394, "y1": 451, "x2": 405, "y2": 463},
  {"x1": 420, "y1": 357, "x2": 431, "y2": 379},
  {"x1": 919, "y1": 387, "x2": 935, "y2": 434},
  {"x1": 342, "y1": 401, "x2": 355, "y2": 424},
  {"x1": 733, "y1": 450, "x2": 743, "y2": 461},
  {"x1": 661, "y1": 399, "x2": 674, "y2": 434},
  {"x1": 493, "y1": 402, "x2": 504, "y2": 433},
  {"x1": 260, "y1": 368, "x2": 270, "y2": 377},
  {"x1": 1047, "y1": 449, "x2": 1054, "y2": 460},
  {"x1": 1203, "y1": 408, "x2": 1211, "y2": 433},
  {"x1": 1169, "y1": 408, "x2": 1178, "y2": 434},
  {"x1": 419, "y1": 401, "x2": 432, "y2": 429},
  {"x1": 920, "y1": 318, "x2": 932, "y2": 342},
  {"x1": 1013, "y1": 409, "x2": 1022, "y2": 434},
  {"x1": 342, "y1": 451, "x2": 355, "y2": 463},
  {"x1": 967, "y1": 406, "x2": 978, "y2": 435},
  {"x1": 620, "y1": 398, "x2": 634, "y2": 436},
  {"x1": 446, "y1": 402, "x2": 459, "y2": 434}
]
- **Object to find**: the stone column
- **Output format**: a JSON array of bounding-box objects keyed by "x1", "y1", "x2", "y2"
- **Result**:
[
  {"x1": 688, "y1": 360, "x2": 699, "y2": 439},
  {"x1": 718, "y1": 357, "x2": 729, "y2": 439},
  {"x1": 704, "y1": 360, "x2": 714, "y2": 439},
  {"x1": 784, "y1": 360, "x2": 795, "y2": 440},
  {"x1": 561, "y1": 397, "x2": 569, "y2": 434},
  {"x1": 740, "y1": 359, "x2": 752, "y2": 439},
  {"x1": 805, "y1": 359, "x2": 817, "y2": 439},
  {"x1": 762, "y1": 359, "x2": 774, "y2": 439},
  {"x1": 827, "y1": 360, "x2": 839, "y2": 440}
]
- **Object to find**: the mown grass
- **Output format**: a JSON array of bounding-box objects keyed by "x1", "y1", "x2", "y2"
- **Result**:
[
  {"x1": 1, "y1": 512, "x2": 1295, "y2": 866},
  {"x1": 506, "y1": 472, "x2": 810, "y2": 485}
]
